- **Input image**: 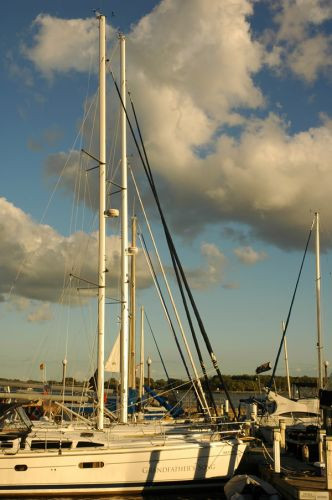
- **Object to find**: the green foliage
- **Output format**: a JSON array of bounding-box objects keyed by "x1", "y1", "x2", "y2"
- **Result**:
[{"x1": 152, "y1": 374, "x2": 318, "y2": 392}]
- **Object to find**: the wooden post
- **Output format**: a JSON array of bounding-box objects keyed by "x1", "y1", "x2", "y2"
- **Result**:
[
  {"x1": 319, "y1": 429, "x2": 326, "y2": 464},
  {"x1": 326, "y1": 436, "x2": 332, "y2": 490},
  {"x1": 224, "y1": 399, "x2": 229, "y2": 415},
  {"x1": 280, "y1": 419, "x2": 286, "y2": 454},
  {"x1": 273, "y1": 428, "x2": 281, "y2": 473}
]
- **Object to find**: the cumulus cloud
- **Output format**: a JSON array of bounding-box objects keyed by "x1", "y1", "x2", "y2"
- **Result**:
[
  {"x1": 22, "y1": 15, "x2": 116, "y2": 78},
  {"x1": 275, "y1": 0, "x2": 332, "y2": 42},
  {"x1": 186, "y1": 243, "x2": 227, "y2": 290},
  {"x1": 266, "y1": 0, "x2": 332, "y2": 81},
  {"x1": 287, "y1": 34, "x2": 332, "y2": 82},
  {"x1": 234, "y1": 246, "x2": 267, "y2": 265},
  {"x1": 129, "y1": 0, "x2": 264, "y2": 121},
  {"x1": 142, "y1": 113, "x2": 332, "y2": 249},
  {"x1": 17, "y1": 1, "x2": 332, "y2": 252},
  {"x1": 28, "y1": 303, "x2": 53, "y2": 322},
  {"x1": 6, "y1": 296, "x2": 31, "y2": 312},
  {"x1": 0, "y1": 197, "x2": 151, "y2": 303}
]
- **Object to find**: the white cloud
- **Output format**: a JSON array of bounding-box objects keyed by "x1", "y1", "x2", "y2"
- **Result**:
[
  {"x1": 186, "y1": 243, "x2": 227, "y2": 290},
  {"x1": 18, "y1": 2, "x2": 332, "y2": 252},
  {"x1": 266, "y1": 0, "x2": 332, "y2": 82},
  {"x1": 6, "y1": 296, "x2": 31, "y2": 312},
  {"x1": 22, "y1": 1, "x2": 264, "y2": 118},
  {"x1": 0, "y1": 197, "x2": 151, "y2": 303},
  {"x1": 287, "y1": 34, "x2": 332, "y2": 82},
  {"x1": 22, "y1": 15, "x2": 115, "y2": 78},
  {"x1": 275, "y1": 0, "x2": 332, "y2": 42},
  {"x1": 129, "y1": 0, "x2": 264, "y2": 121},
  {"x1": 234, "y1": 246, "x2": 267, "y2": 265},
  {"x1": 28, "y1": 303, "x2": 53, "y2": 322},
  {"x1": 139, "y1": 113, "x2": 332, "y2": 249}
]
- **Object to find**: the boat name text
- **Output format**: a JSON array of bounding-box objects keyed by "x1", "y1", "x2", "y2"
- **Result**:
[{"x1": 142, "y1": 464, "x2": 216, "y2": 474}]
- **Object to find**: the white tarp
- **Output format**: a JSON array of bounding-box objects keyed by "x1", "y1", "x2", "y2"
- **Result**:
[{"x1": 224, "y1": 474, "x2": 279, "y2": 499}]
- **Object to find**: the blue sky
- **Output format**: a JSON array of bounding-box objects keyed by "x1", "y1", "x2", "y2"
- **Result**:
[{"x1": 1, "y1": 0, "x2": 332, "y2": 384}]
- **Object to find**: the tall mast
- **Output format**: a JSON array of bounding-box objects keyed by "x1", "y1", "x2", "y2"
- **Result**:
[
  {"x1": 315, "y1": 212, "x2": 323, "y2": 390},
  {"x1": 119, "y1": 34, "x2": 129, "y2": 423},
  {"x1": 97, "y1": 13, "x2": 106, "y2": 430},
  {"x1": 138, "y1": 306, "x2": 144, "y2": 402},
  {"x1": 129, "y1": 216, "x2": 137, "y2": 390}
]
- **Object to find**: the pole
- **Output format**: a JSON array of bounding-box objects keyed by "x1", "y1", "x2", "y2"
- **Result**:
[
  {"x1": 138, "y1": 306, "x2": 144, "y2": 402},
  {"x1": 282, "y1": 321, "x2": 291, "y2": 398},
  {"x1": 119, "y1": 34, "x2": 129, "y2": 423},
  {"x1": 40, "y1": 363, "x2": 46, "y2": 384},
  {"x1": 273, "y1": 428, "x2": 281, "y2": 473},
  {"x1": 324, "y1": 361, "x2": 329, "y2": 388},
  {"x1": 62, "y1": 358, "x2": 67, "y2": 397},
  {"x1": 326, "y1": 437, "x2": 332, "y2": 490},
  {"x1": 129, "y1": 216, "x2": 137, "y2": 390},
  {"x1": 315, "y1": 212, "x2": 323, "y2": 390},
  {"x1": 97, "y1": 13, "x2": 106, "y2": 431}
]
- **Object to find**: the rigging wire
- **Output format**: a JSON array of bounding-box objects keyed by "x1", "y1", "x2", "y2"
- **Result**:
[
  {"x1": 138, "y1": 231, "x2": 199, "y2": 393},
  {"x1": 109, "y1": 68, "x2": 237, "y2": 419},
  {"x1": 130, "y1": 95, "x2": 236, "y2": 417},
  {"x1": 144, "y1": 310, "x2": 179, "y2": 401},
  {"x1": 130, "y1": 168, "x2": 210, "y2": 414},
  {"x1": 267, "y1": 216, "x2": 315, "y2": 392}
]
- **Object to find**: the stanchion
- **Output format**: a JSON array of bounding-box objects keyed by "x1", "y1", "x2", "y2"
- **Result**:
[
  {"x1": 279, "y1": 419, "x2": 286, "y2": 454},
  {"x1": 273, "y1": 428, "x2": 281, "y2": 473},
  {"x1": 326, "y1": 436, "x2": 332, "y2": 490},
  {"x1": 318, "y1": 429, "x2": 326, "y2": 464}
]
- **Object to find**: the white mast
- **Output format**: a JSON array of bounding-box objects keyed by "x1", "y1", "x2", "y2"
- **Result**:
[
  {"x1": 97, "y1": 13, "x2": 106, "y2": 431},
  {"x1": 315, "y1": 211, "x2": 323, "y2": 390},
  {"x1": 129, "y1": 216, "x2": 137, "y2": 390},
  {"x1": 282, "y1": 321, "x2": 291, "y2": 399},
  {"x1": 120, "y1": 34, "x2": 129, "y2": 423},
  {"x1": 139, "y1": 306, "x2": 145, "y2": 402}
]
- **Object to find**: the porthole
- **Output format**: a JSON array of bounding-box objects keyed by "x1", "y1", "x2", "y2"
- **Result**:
[
  {"x1": 79, "y1": 461, "x2": 104, "y2": 469},
  {"x1": 15, "y1": 464, "x2": 28, "y2": 471}
]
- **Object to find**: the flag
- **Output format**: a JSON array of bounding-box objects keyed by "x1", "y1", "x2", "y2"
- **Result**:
[
  {"x1": 105, "y1": 333, "x2": 120, "y2": 373},
  {"x1": 255, "y1": 361, "x2": 271, "y2": 374}
]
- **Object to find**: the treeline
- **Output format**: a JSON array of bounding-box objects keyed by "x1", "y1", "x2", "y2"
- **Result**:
[
  {"x1": 144, "y1": 374, "x2": 318, "y2": 393},
  {"x1": 56, "y1": 374, "x2": 319, "y2": 392},
  {"x1": 1, "y1": 375, "x2": 318, "y2": 393}
]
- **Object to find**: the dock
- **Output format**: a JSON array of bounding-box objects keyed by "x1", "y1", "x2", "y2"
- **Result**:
[{"x1": 238, "y1": 442, "x2": 331, "y2": 499}]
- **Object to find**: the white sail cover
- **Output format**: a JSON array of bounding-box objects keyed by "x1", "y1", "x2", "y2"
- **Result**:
[{"x1": 105, "y1": 333, "x2": 120, "y2": 372}]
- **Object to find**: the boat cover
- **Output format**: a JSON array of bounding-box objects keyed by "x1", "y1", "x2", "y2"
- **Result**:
[
  {"x1": 224, "y1": 474, "x2": 279, "y2": 499},
  {"x1": 266, "y1": 391, "x2": 319, "y2": 416}
]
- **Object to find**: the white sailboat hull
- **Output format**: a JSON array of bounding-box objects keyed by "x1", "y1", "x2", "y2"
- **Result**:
[{"x1": 0, "y1": 438, "x2": 246, "y2": 496}]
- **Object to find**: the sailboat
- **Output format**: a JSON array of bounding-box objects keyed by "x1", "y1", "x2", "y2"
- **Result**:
[{"x1": 0, "y1": 14, "x2": 246, "y2": 496}]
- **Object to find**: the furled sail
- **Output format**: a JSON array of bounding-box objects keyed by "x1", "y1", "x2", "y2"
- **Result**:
[{"x1": 105, "y1": 333, "x2": 120, "y2": 372}]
